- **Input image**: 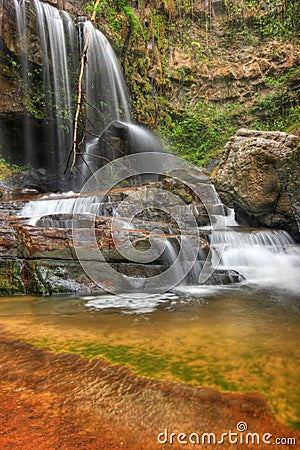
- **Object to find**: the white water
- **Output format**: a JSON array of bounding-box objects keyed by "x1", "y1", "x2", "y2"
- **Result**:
[
  {"x1": 10, "y1": 0, "x2": 137, "y2": 181},
  {"x1": 209, "y1": 208, "x2": 300, "y2": 289},
  {"x1": 13, "y1": 1, "x2": 300, "y2": 291},
  {"x1": 10, "y1": 0, "x2": 173, "y2": 186},
  {"x1": 20, "y1": 192, "x2": 113, "y2": 225},
  {"x1": 162, "y1": 239, "x2": 187, "y2": 286},
  {"x1": 151, "y1": 202, "x2": 300, "y2": 290},
  {"x1": 84, "y1": 291, "x2": 178, "y2": 314},
  {"x1": 13, "y1": 0, "x2": 77, "y2": 166},
  {"x1": 19, "y1": 189, "x2": 300, "y2": 291},
  {"x1": 13, "y1": 0, "x2": 32, "y2": 160},
  {"x1": 82, "y1": 21, "x2": 131, "y2": 128},
  {"x1": 34, "y1": 0, "x2": 76, "y2": 162},
  {"x1": 125, "y1": 122, "x2": 163, "y2": 153}
]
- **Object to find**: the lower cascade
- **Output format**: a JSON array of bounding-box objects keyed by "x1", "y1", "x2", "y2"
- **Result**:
[
  {"x1": 19, "y1": 181, "x2": 300, "y2": 292},
  {"x1": 210, "y1": 210, "x2": 300, "y2": 289}
]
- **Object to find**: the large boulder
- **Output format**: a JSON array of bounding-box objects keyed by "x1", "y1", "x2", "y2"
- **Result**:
[{"x1": 213, "y1": 129, "x2": 300, "y2": 241}]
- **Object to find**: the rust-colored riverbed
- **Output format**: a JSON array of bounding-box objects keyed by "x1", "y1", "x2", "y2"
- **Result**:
[{"x1": 0, "y1": 284, "x2": 299, "y2": 448}]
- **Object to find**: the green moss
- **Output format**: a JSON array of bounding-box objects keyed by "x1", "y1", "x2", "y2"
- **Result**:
[
  {"x1": 0, "y1": 260, "x2": 25, "y2": 295},
  {"x1": 0, "y1": 157, "x2": 27, "y2": 181},
  {"x1": 21, "y1": 334, "x2": 300, "y2": 428},
  {"x1": 288, "y1": 421, "x2": 300, "y2": 431},
  {"x1": 24, "y1": 337, "x2": 252, "y2": 392},
  {"x1": 156, "y1": 101, "x2": 239, "y2": 165}
]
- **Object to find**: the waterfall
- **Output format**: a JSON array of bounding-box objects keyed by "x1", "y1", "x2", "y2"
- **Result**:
[
  {"x1": 8, "y1": 0, "x2": 160, "y2": 186},
  {"x1": 20, "y1": 192, "x2": 114, "y2": 226},
  {"x1": 9, "y1": 1, "x2": 300, "y2": 291},
  {"x1": 10, "y1": 0, "x2": 78, "y2": 171},
  {"x1": 162, "y1": 239, "x2": 187, "y2": 287},
  {"x1": 78, "y1": 21, "x2": 132, "y2": 179},
  {"x1": 208, "y1": 208, "x2": 300, "y2": 288},
  {"x1": 8, "y1": 0, "x2": 147, "y2": 185},
  {"x1": 215, "y1": 234, "x2": 300, "y2": 287},
  {"x1": 82, "y1": 21, "x2": 131, "y2": 129},
  {"x1": 147, "y1": 191, "x2": 300, "y2": 289},
  {"x1": 124, "y1": 122, "x2": 162, "y2": 153},
  {"x1": 34, "y1": 0, "x2": 77, "y2": 167},
  {"x1": 13, "y1": 0, "x2": 32, "y2": 161},
  {"x1": 19, "y1": 184, "x2": 300, "y2": 290}
]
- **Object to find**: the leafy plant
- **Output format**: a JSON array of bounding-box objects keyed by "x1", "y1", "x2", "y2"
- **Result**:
[
  {"x1": 0, "y1": 157, "x2": 29, "y2": 180},
  {"x1": 157, "y1": 102, "x2": 240, "y2": 165},
  {"x1": 223, "y1": 0, "x2": 300, "y2": 40}
]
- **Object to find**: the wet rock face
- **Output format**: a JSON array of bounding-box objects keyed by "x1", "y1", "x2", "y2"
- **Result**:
[
  {"x1": 0, "y1": 177, "x2": 242, "y2": 295},
  {"x1": 214, "y1": 129, "x2": 300, "y2": 241}
]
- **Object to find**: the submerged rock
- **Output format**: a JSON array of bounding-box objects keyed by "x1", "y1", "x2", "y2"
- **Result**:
[
  {"x1": 205, "y1": 269, "x2": 244, "y2": 285},
  {"x1": 213, "y1": 129, "x2": 300, "y2": 241}
]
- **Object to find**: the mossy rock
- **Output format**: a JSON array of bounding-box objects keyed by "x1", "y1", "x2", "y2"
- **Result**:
[{"x1": 0, "y1": 260, "x2": 25, "y2": 295}]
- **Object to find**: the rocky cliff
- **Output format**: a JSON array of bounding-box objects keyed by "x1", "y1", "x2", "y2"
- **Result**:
[{"x1": 1, "y1": 0, "x2": 299, "y2": 165}]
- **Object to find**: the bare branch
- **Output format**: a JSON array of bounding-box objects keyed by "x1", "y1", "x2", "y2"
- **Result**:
[{"x1": 70, "y1": 0, "x2": 101, "y2": 172}]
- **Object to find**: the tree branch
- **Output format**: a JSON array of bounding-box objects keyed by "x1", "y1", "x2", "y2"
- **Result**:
[{"x1": 70, "y1": 0, "x2": 101, "y2": 173}]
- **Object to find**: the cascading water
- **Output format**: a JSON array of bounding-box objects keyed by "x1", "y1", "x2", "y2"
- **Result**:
[
  {"x1": 9, "y1": 0, "x2": 79, "y2": 169},
  {"x1": 6, "y1": 0, "x2": 154, "y2": 186},
  {"x1": 81, "y1": 20, "x2": 131, "y2": 127},
  {"x1": 208, "y1": 207, "x2": 300, "y2": 289},
  {"x1": 19, "y1": 180, "x2": 300, "y2": 291},
  {"x1": 33, "y1": 0, "x2": 77, "y2": 165},
  {"x1": 77, "y1": 20, "x2": 132, "y2": 180},
  {"x1": 20, "y1": 192, "x2": 108, "y2": 226},
  {"x1": 8, "y1": 0, "x2": 300, "y2": 292},
  {"x1": 13, "y1": 0, "x2": 32, "y2": 161}
]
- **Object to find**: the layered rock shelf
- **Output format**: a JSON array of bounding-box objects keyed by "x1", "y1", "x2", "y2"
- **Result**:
[{"x1": 0, "y1": 177, "x2": 229, "y2": 295}]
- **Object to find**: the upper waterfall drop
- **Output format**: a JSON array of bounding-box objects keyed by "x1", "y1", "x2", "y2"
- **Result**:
[
  {"x1": 34, "y1": 0, "x2": 77, "y2": 167},
  {"x1": 81, "y1": 20, "x2": 131, "y2": 129},
  {"x1": 9, "y1": 0, "x2": 151, "y2": 188},
  {"x1": 11, "y1": 0, "x2": 78, "y2": 169}
]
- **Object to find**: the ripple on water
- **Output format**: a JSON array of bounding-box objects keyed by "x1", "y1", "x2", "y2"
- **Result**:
[{"x1": 0, "y1": 285, "x2": 299, "y2": 428}]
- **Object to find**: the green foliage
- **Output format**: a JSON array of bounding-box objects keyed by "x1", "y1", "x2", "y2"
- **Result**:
[
  {"x1": 224, "y1": 0, "x2": 300, "y2": 40},
  {"x1": 0, "y1": 261, "x2": 25, "y2": 295},
  {"x1": 0, "y1": 157, "x2": 29, "y2": 180},
  {"x1": 158, "y1": 102, "x2": 238, "y2": 165},
  {"x1": 85, "y1": 0, "x2": 108, "y2": 17},
  {"x1": 2, "y1": 53, "x2": 21, "y2": 75},
  {"x1": 123, "y1": 5, "x2": 140, "y2": 30},
  {"x1": 85, "y1": 0, "x2": 142, "y2": 49},
  {"x1": 157, "y1": 62, "x2": 300, "y2": 165},
  {"x1": 81, "y1": 0, "x2": 300, "y2": 167},
  {"x1": 251, "y1": 67, "x2": 300, "y2": 131},
  {"x1": 3, "y1": 52, "x2": 49, "y2": 121},
  {"x1": 251, "y1": 94, "x2": 300, "y2": 132},
  {"x1": 257, "y1": 0, "x2": 300, "y2": 40}
]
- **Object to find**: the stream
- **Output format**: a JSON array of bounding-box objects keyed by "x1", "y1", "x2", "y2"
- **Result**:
[
  {"x1": 1, "y1": 0, "x2": 299, "y2": 438},
  {"x1": 0, "y1": 282, "x2": 299, "y2": 429}
]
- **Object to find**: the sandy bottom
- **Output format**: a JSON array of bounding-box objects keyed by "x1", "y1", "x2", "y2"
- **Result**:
[{"x1": 0, "y1": 331, "x2": 299, "y2": 450}]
